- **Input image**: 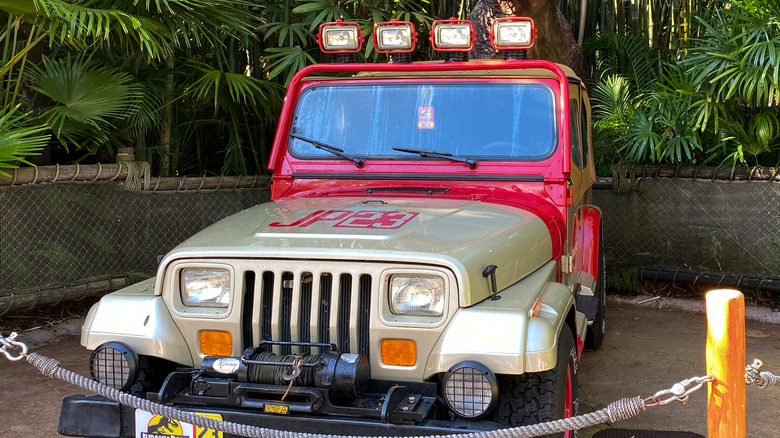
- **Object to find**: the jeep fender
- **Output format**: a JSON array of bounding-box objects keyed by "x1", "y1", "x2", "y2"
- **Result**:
[
  {"x1": 425, "y1": 262, "x2": 579, "y2": 378},
  {"x1": 580, "y1": 205, "x2": 602, "y2": 280},
  {"x1": 81, "y1": 278, "x2": 193, "y2": 366}
]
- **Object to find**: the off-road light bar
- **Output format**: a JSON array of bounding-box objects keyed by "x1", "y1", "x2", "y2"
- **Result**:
[
  {"x1": 373, "y1": 20, "x2": 417, "y2": 53},
  {"x1": 430, "y1": 19, "x2": 475, "y2": 51},
  {"x1": 490, "y1": 16, "x2": 536, "y2": 50},
  {"x1": 318, "y1": 20, "x2": 363, "y2": 53}
]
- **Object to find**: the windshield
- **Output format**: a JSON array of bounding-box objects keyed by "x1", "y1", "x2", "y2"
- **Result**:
[{"x1": 289, "y1": 82, "x2": 557, "y2": 161}]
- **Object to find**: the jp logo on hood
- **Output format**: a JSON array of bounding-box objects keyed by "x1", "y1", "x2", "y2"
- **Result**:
[{"x1": 270, "y1": 210, "x2": 419, "y2": 229}]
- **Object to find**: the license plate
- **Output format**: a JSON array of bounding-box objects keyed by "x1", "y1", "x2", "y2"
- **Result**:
[{"x1": 135, "y1": 410, "x2": 223, "y2": 438}]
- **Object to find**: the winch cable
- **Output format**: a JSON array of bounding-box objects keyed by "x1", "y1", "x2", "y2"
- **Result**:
[
  {"x1": 247, "y1": 351, "x2": 319, "y2": 386},
  {"x1": 0, "y1": 328, "x2": 722, "y2": 438}
]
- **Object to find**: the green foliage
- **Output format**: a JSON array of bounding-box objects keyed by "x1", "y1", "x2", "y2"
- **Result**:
[
  {"x1": 264, "y1": 46, "x2": 317, "y2": 82},
  {"x1": 0, "y1": 0, "x2": 282, "y2": 176},
  {"x1": 588, "y1": 0, "x2": 780, "y2": 172},
  {"x1": 685, "y1": 2, "x2": 780, "y2": 107},
  {"x1": 0, "y1": 105, "x2": 49, "y2": 176},
  {"x1": 9, "y1": 0, "x2": 170, "y2": 60},
  {"x1": 30, "y1": 55, "x2": 142, "y2": 150}
]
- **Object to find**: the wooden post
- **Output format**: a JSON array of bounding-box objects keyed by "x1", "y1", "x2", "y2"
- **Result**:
[{"x1": 706, "y1": 289, "x2": 746, "y2": 438}]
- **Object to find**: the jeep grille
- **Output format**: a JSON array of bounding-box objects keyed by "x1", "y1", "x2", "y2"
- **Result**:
[{"x1": 240, "y1": 262, "x2": 373, "y2": 357}]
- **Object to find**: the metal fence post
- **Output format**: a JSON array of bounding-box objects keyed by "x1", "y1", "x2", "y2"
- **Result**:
[{"x1": 706, "y1": 288, "x2": 746, "y2": 438}]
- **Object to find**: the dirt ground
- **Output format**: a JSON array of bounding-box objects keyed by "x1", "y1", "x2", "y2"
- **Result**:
[{"x1": 1, "y1": 298, "x2": 779, "y2": 437}]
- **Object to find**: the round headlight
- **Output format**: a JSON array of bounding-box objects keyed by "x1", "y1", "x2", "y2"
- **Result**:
[
  {"x1": 89, "y1": 342, "x2": 139, "y2": 392},
  {"x1": 442, "y1": 361, "x2": 498, "y2": 419}
]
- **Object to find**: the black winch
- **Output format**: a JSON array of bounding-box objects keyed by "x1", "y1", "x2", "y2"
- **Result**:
[{"x1": 200, "y1": 341, "x2": 370, "y2": 400}]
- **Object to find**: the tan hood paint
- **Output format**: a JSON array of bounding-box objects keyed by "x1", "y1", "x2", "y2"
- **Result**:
[{"x1": 167, "y1": 197, "x2": 553, "y2": 306}]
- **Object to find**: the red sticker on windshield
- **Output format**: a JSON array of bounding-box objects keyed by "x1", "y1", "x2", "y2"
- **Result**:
[{"x1": 417, "y1": 107, "x2": 434, "y2": 129}]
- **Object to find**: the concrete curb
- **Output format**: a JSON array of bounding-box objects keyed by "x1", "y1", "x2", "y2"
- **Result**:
[{"x1": 610, "y1": 294, "x2": 780, "y2": 324}]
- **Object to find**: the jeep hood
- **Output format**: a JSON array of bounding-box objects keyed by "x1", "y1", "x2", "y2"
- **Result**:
[{"x1": 167, "y1": 197, "x2": 553, "y2": 305}]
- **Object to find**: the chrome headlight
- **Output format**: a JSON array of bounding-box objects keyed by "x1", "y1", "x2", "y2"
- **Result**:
[
  {"x1": 389, "y1": 274, "x2": 444, "y2": 316},
  {"x1": 181, "y1": 268, "x2": 230, "y2": 307},
  {"x1": 89, "y1": 342, "x2": 139, "y2": 392},
  {"x1": 442, "y1": 361, "x2": 498, "y2": 419}
]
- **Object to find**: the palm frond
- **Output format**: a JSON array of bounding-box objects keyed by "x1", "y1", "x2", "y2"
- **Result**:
[
  {"x1": 259, "y1": 21, "x2": 313, "y2": 47},
  {"x1": 13, "y1": 0, "x2": 173, "y2": 60},
  {"x1": 293, "y1": 0, "x2": 351, "y2": 31},
  {"x1": 617, "y1": 110, "x2": 662, "y2": 162},
  {"x1": 30, "y1": 55, "x2": 142, "y2": 143},
  {"x1": 263, "y1": 46, "x2": 316, "y2": 84},
  {"x1": 0, "y1": 104, "x2": 49, "y2": 176},
  {"x1": 186, "y1": 61, "x2": 280, "y2": 113}
]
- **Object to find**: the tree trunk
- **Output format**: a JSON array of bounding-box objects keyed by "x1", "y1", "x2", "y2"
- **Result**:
[
  {"x1": 469, "y1": 0, "x2": 588, "y2": 80},
  {"x1": 158, "y1": 54, "x2": 175, "y2": 176}
]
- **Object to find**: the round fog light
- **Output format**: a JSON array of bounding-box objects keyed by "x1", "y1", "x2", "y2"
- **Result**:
[
  {"x1": 442, "y1": 361, "x2": 498, "y2": 419},
  {"x1": 89, "y1": 342, "x2": 139, "y2": 391}
]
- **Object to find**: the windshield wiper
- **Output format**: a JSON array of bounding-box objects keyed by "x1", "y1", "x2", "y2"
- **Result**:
[
  {"x1": 392, "y1": 147, "x2": 478, "y2": 169},
  {"x1": 290, "y1": 133, "x2": 364, "y2": 168}
]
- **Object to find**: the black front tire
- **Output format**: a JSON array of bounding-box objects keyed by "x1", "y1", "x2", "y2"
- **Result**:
[{"x1": 491, "y1": 327, "x2": 579, "y2": 438}]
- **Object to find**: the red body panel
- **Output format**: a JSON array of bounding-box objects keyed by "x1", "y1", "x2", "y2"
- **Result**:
[{"x1": 579, "y1": 206, "x2": 602, "y2": 279}]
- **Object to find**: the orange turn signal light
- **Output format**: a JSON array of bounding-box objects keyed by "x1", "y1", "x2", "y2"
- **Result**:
[
  {"x1": 381, "y1": 339, "x2": 417, "y2": 366},
  {"x1": 531, "y1": 298, "x2": 543, "y2": 317},
  {"x1": 200, "y1": 330, "x2": 233, "y2": 356}
]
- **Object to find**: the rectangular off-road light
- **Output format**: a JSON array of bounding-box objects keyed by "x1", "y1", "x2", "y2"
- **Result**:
[
  {"x1": 431, "y1": 19, "x2": 475, "y2": 51},
  {"x1": 490, "y1": 17, "x2": 536, "y2": 50},
  {"x1": 373, "y1": 20, "x2": 417, "y2": 53},
  {"x1": 318, "y1": 20, "x2": 363, "y2": 53}
]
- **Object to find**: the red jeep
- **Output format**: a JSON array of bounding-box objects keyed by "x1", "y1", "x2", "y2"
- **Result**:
[{"x1": 60, "y1": 18, "x2": 604, "y2": 438}]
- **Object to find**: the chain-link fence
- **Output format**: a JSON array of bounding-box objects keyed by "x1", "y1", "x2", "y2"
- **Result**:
[
  {"x1": 0, "y1": 181, "x2": 269, "y2": 314},
  {"x1": 2, "y1": 172, "x2": 779, "y2": 315},
  {"x1": 593, "y1": 178, "x2": 780, "y2": 283}
]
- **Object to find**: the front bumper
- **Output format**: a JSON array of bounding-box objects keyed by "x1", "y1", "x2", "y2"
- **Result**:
[{"x1": 59, "y1": 395, "x2": 504, "y2": 437}]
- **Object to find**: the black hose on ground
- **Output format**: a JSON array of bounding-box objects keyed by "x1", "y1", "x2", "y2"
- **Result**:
[{"x1": 637, "y1": 268, "x2": 780, "y2": 294}]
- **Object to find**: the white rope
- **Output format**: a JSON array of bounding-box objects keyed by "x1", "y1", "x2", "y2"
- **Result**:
[{"x1": 24, "y1": 352, "x2": 646, "y2": 438}]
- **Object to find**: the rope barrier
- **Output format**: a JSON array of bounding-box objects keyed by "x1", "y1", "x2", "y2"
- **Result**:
[
  {"x1": 23, "y1": 350, "x2": 650, "y2": 438},
  {"x1": 0, "y1": 332, "x2": 722, "y2": 438}
]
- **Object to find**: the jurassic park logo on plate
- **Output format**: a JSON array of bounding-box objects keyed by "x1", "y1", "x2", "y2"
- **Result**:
[{"x1": 135, "y1": 410, "x2": 223, "y2": 438}]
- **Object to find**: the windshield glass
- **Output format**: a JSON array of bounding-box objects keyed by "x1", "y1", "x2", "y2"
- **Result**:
[{"x1": 289, "y1": 82, "x2": 557, "y2": 161}]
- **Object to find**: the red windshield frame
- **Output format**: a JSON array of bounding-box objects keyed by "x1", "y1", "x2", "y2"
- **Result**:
[{"x1": 268, "y1": 60, "x2": 571, "y2": 178}]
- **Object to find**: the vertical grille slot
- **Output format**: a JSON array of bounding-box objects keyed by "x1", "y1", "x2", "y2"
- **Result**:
[
  {"x1": 242, "y1": 271, "x2": 256, "y2": 350},
  {"x1": 280, "y1": 272, "x2": 294, "y2": 355},
  {"x1": 358, "y1": 274, "x2": 372, "y2": 356},
  {"x1": 261, "y1": 271, "x2": 275, "y2": 346},
  {"x1": 337, "y1": 274, "x2": 352, "y2": 353},
  {"x1": 298, "y1": 272, "x2": 313, "y2": 354},
  {"x1": 318, "y1": 273, "x2": 333, "y2": 348}
]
